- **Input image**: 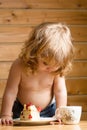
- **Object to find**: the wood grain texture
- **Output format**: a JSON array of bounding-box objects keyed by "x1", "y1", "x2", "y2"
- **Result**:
[
  {"x1": 0, "y1": 10, "x2": 86, "y2": 25},
  {"x1": 0, "y1": 26, "x2": 32, "y2": 43},
  {"x1": 0, "y1": 0, "x2": 87, "y2": 9},
  {"x1": 0, "y1": 43, "x2": 22, "y2": 61},
  {"x1": 68, "y1": 61, "x2": 87, "y2": 77},
  {"x1": 81, "y1": 112, "x2": 87, "y2": 120},
  {"x1": 66, "y1": 78, "x2": 87, "y2": 95},
  {"x1": 75, "y1": 43, "x2": 87, "y2": 60},
  {"x1": 0, "y1": 80, "x2": 6, "y2": 98},
  {"x1": 0, "y1": 62, "x2": 12, "y2": 79},
  {"x1": 68, "y1": 95, "x2": 87, "y2": 112}
]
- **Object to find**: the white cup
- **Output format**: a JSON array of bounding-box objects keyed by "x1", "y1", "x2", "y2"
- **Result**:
[{"x1": 55, "y1": 106, "x2": 82, "y2": 125}]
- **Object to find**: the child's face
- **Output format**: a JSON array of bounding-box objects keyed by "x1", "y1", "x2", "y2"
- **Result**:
[{"x1": 38, "y1": 59, "x2": 59, "y2": 73}]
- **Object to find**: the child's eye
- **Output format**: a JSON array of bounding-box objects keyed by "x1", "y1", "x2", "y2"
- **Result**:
[{"x1": 43, "y1": 61, "x2": 48, "y2": 66}]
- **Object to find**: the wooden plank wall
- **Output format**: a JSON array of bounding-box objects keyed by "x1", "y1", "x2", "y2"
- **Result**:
[{"x1": 0, "y1": 0, "x2": 87, "y2": 120}]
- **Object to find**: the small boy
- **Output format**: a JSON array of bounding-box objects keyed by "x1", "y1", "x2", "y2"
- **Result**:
[{"x1": 0, "y1": 22, "x2": 74, "y2": 125}]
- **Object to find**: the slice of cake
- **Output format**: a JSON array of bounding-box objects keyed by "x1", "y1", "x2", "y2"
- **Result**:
[{"x1": 20, "y1": 103, "x2": 41, "y2": 121}]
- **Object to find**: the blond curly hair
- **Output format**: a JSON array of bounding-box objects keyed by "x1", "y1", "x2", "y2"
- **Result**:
[{"x1": 19, "y1": 22, "x2": 74, "y2": 76}]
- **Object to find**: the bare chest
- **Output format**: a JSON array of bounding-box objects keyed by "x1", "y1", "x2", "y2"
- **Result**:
[{"x1": 20, "y1": 72, "x2": 54, "y2": 91}]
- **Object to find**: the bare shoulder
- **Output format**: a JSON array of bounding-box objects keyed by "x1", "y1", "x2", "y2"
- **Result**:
[
  {"x1": 54, "y1": 75, "x2": 66, "y2": 89},
  {"x1": 12, "y1": 58, "x2": 22, "y2": 67},
  {"x1": 10, "y1": 58, "x2": 23, "y2": 73},
  {"x1": 54, "y1": 75, "x2": 65, "y2": 82}
]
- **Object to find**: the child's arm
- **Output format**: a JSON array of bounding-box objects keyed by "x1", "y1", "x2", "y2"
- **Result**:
[
  {"x1": 51, "y1": 76, "x2": 67, "y2": 124},
  {"x1": 50, "y1": 76, "x2": 67, "y2": 125},
  {"x1": 54, "y1": 76, "x2": 67, "y2": 108},
  {"x1": 0, "y1": 59, "x2": 21, "y2": 125}
]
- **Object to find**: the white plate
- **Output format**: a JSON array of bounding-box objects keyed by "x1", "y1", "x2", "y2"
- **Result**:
[{"x1": 13, "y1": 117, "x2": 57, "y2": 126}]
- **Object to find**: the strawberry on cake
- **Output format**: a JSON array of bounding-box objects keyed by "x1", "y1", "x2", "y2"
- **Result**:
[{"x1": 20, "y1": 103, "x2": 41, "y2": 121}]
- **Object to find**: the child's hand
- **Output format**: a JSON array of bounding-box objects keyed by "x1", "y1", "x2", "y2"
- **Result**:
[
  {"x1": 50, "y1": 115, "x2": 62, "y2": 125},
  {"x1": 50, "y1": 118, "x2": 62, "y2": 125},
  {"x1": 0, "y1": 115, "x2": 13, "y2": 125}
]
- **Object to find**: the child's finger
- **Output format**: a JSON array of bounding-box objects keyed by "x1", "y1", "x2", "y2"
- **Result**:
[
  {"x1": 50, "y1": 121, "x2": 62, "y2": 125},
  {"x1": 1, "y1": 119, "x2": 6, "y2": 125}
]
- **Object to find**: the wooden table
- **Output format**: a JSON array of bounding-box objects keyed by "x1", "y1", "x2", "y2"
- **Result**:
[{"x1": 0, "y1": 121, "x2": 87, "y2": 130}]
